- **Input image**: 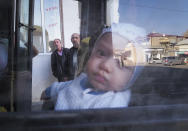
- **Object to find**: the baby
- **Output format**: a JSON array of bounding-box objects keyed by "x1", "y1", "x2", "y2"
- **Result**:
[{"x1": 41, "y1": 23, "x2": 146, "y2": 110}]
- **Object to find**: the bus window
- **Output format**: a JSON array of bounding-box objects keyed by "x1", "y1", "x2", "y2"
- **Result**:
[
  {"x1": 1, "y1": 0, "x2": 188, "y2": 130},
  {"x1": 32, "y1": 0, "x2": 81, "y2": 110},
  {"x1": 37, "y1": 0, "x2": 188, "y2": 111}
]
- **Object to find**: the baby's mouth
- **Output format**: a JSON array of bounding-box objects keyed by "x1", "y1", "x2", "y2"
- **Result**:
[{"x1": 94, "y1": 74, "x2": 106, "y2": 84}]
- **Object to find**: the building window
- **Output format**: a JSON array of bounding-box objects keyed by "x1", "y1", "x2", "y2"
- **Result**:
[
  {"x1": 34, "y1": 0, "x2": 43, "y2": 53},
  {"x1": 34, "y1": 0, "x2": 62, "y2": 53}
]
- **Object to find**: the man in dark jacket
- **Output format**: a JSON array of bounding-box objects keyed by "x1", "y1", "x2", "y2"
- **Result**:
[
  {"x1": 67, "y1": 33, "x2": 80, "y2": 80},
  {"x1": 51, "y1": 39, "x2": 69, "y2": 82}
]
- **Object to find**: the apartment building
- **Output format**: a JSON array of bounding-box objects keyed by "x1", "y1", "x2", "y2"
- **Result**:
[{"x1": 146, "y1": 33, "x2": 184, "y2": 60}]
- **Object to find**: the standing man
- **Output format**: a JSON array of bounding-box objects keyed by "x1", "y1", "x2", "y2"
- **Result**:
[
  {"x1": 67, "y1": 33, "x2": 80, "y2": 80},
  {"x1": 51, "y1": 39, "x2": 69, "y2": 82}
]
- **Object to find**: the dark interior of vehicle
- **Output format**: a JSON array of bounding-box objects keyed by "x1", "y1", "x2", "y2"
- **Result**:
[{"x1": 0, "y1": 0, "x2": 12, "y2": 112}]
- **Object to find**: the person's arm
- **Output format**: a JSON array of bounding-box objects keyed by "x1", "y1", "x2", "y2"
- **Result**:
[
  {"x1": 40, "y1": 81, "x2": 72, "y2": 101},
  {"x1": 31, "y1": 44, "x2": 39, "y2": 57},
  {"x1": 40, "y1": 82, "x2": 60, "y2": 101},
  {"x1": 24, "y1": 42, "x2": 39, "y2": 57}
]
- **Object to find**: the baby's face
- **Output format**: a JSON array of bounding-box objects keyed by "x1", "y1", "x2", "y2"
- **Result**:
[{"x1": 86, "y1": 33, "x2": 135, "y2": 91}]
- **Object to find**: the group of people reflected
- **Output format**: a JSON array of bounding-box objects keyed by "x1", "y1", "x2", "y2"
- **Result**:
[{"x1": 51, "y1": 33, "x2": 80, "y2": 82}]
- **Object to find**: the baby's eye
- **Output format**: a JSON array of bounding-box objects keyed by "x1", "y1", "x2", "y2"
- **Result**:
[{"x1": 96, "y1": 49, "x2": 106, "y2": 57}]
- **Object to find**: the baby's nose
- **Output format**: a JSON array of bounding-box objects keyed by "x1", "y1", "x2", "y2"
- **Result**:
[{"x1": 99, "y1": 58, "x2": 113, "y2": 73}]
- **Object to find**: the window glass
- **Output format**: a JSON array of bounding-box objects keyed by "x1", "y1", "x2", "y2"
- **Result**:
[
  {"x1": 1, "y1": 1, "x2": 188, "y2": 130},
  {"x1": 30, "y1": 0, "x2": 188, "y2": 111},
  {"x1": 119, "y1": 0, "x2": 188, "y2": 59},
  {"x1": 118, "y1": 0, "x2": 188, "y2": 106},
  {"x1": 20, "y1": 0, "x2": 29, "y2": 25},
  {"x1": 33, "y1": 0, "x2": 44, "y2": 53},
  {"x1": 44, "y1": 0, "x2": 61, "y2": 53},
  {"x1": 32, "y1": 0, "x2": 81, "y2": 111},
  {"x1": 17, "y1": 0, "x2": 29, "y2": 71}
]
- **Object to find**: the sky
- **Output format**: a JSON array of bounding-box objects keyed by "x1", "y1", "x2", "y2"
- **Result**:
[
  {"x1": 33, "y1": 0, "x2": 188, "y2": 48},
  {"x1": 119, "y1": 0, "x2": 188, "y2": 36}
]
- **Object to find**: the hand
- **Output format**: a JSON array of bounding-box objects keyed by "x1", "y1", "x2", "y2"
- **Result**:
[{"x1": 40, "y1": 90, "x2": 50, "y2": 100}]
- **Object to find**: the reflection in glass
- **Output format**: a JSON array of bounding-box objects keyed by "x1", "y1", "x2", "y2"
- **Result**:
[
  {"x1": 119, "y1": 0, "x2": 188, "y2": 61},
  {"x1": 33, "y1": 0, "x2": 44, "y2": 53},
  {"x1": 17, "y1": 20, "x2": 29, "y2": 71},
  {"x1": 44, "y1": 0, "x2": 61, "y2": 52},
  {"x1": 40, "y1": 23, "x2": 146, "y2": 110},
  {"x1": 37, "y1": 0, "x2": 188, "y2": 111},
  {"x1": 20, "y1": 0, "x2": 29, "y2": 25}
]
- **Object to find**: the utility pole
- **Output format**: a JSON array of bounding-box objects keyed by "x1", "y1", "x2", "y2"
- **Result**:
[{"x1": 59, "y1": 0, "x2": 64, "y2": 46}]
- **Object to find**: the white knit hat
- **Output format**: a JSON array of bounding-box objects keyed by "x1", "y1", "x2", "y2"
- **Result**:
[
  {"x1": 99, "y1": 23, "x2": 146, "y2": 89},
  {"x1": 101, "y1": 23, "x2": 146, "y2": 44}
]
